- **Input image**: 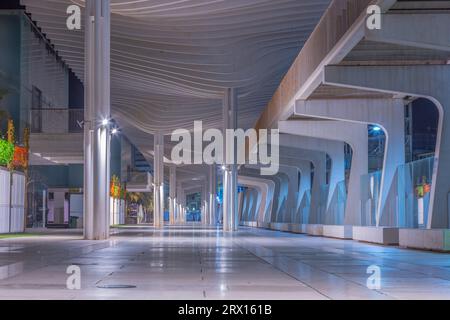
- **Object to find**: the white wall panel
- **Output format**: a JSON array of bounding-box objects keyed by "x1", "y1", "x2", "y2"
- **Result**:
[
  {"x1": 0, "y1": 170, "x2": 25, "y2": 233},
  {"x1": 10, "y1": 173, "x2": 25, "y2": 233},
  {"x1": 0, "y1": 169, "x2": 11, "y2": 233}
]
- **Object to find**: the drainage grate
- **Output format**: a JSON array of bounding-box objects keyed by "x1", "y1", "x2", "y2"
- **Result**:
[{"x1": 96, "y1": 284, "x2": 137, "y2": 289}]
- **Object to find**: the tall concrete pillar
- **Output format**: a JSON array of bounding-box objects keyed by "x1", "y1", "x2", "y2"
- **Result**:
[
  {"x1": 176, "y1": 183, "x2": 182, "y2": 223},
  {"x1": 202, "y1": 180, "x2": 209, "y2": 225},
  {"x1": 178, "y1": 185, "x2": 185, "y2": 223},
  {"x1": 223, "y1": 88, "x2": 239, "y2": 231},
  {"x1": 84, "y1": 0, "x2": 111, "y2": 240},
  {"x1": 208, "y1": 165, "x2": 217, "y2": 226},
  {"x1": 153, "y1": 132, "x2": 164, "y2": 228},
  {"x1": 169, "y1": 166, "x2": 176, "y2": 225}
]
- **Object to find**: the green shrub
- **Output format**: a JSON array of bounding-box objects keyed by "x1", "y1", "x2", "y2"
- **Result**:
[{"x1": 0, "y1": 138, "x2": 14, "y2": 166}]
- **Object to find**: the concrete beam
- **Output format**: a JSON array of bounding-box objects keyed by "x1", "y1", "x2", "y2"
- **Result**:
[
  {"x1": 295, "y1": 98, "x2": 405, "y2": 226},
  {"x1": 365, "y1": 14, "x2": 450, "y2": 52},
  {"x1": 257, "y1": 148, "x2": 327, "y2": 224},
  {"x1": 279, "y1": 120, "x2": 368, "y2": 225},
  {"x1": 324, "y1": 64, "x2": 450, "y2": 229}
]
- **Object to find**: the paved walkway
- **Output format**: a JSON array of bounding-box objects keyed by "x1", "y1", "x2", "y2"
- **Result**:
[{"x1": 0, "y1": 225, "x2": 449, "y2": 300}]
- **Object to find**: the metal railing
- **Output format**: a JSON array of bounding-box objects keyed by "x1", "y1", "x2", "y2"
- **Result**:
[{"x1": 30, "y1": 108, "x2": 83, "y2": 134}]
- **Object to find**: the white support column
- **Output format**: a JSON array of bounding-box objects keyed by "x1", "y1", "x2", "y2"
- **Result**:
[
  {"x1": 279, "y1": 120, "x2": 368, "y2": 225},
  {"x1": 84, "y1": 0, "x2": 111, "y2": 240},
  {"x1": 153, "y1": 132, "x2": 164, "y2": 228},
  {"x1": 176, "y1": 183, "x2": 181, "y2": 223},
  {"x1": 202, "y1": 180, "x2": 209, "y2": 225},
  {"x1": 295, "y1": 98, "x2": 405, "y2": 226},
  {"x1": 324, "y1": 64, "x2": 450, "y2": 228},
  {"x1": 169, "y1": 166, "x2": 176, "y2": 225},
  {"x1": 181, "y1": 187, "x2": 185, "y2": 223},
  {"x1": 223, "y1": 88, "x2": 239, "y2": 231},
  {"x1": 208, "y1": 165, "x2": 217, "y2": 226}
]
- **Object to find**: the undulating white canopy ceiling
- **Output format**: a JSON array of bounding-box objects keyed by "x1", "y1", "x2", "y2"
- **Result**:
[{"x1": 22, "y1": 0, "x2": 330, "y2": 175}]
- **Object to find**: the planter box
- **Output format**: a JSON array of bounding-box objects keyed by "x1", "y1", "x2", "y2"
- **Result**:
[
  {"x1": 305, "y1": 224, "x2": 323, "y2": 236},
  {"x1": 323, "y1": 225, "x2": 353, "y2": 239},
  {"x1": 240, "y1": 221, "x2": 257, "y2": 227},
  {"x1": 257, "y1": 221, "x2": 271, "y2": 229},
  {"x1": 399, "y1": 229, "x2": 450, "y2": 252},
  {"x1": 353, "y1": 226, "x2": 399, "y2": 245},
  {"x1": 268, "y1": 223, "x2": 305, "y2": 233}
]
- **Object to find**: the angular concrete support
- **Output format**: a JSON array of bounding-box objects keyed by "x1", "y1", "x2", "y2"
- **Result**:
[
  {"x1": 296, "y1": 161, "x2": 311, "y2": 223},
  {"x1": 223, "y1": 88, "x2": 239, "y2": 231},
  {"x1": 240, "y1": 188, "x2": 250, "y2": 221},
  {"x1": 325, "y1": 64, "x2": 450, "y2": 229},
  {"x1": 169, "y1": 166, "x2": 176, "y2": 225},
  {"x1": 278, "y1": 134, "x2": 345, "y2": 213},
  {"x1": 83, "y1": 0, "x2": 111, "y2": 240},
  {"x1": 240, "y1": 164, "x2": 298, "y2": 223},
  {"x1": 295, "y1": 98, "x2": 405, "y2": 226},
  {"x1": 279, "y1": 120, "x2": 368, "y2": 225},
  {"x1": 276, "y1": 166, "x2": 299, "y2": 223},
  {"x1": 246, "y1": 188, "x2": 260, "y2": 221},
  {"x1": 238, "y1": 184, "x2": 253, "y2": 222},
  {"x1": 153, "y1": 132, "x2": 165, "y2": 228},
  {"x1": 238, "y1": 175, "x2": 275, "y2": 224},
  {"x1": 271, "y1": 148, "x2": 327, "y2": 224},
  {"x1": 208, "y1": 165, "x2": 217, "y2": 226},
  {"x1": 240, "y1": 167, "x2": 282, "y2": 223},
  {"x1": 272, "y1": 171, "x2": 289, "y2": 222}
]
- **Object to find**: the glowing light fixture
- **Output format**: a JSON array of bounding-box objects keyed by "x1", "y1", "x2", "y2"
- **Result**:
[
  {"x1": 101, "y1": 119, "x2": 109, "y2": 127},
  {"x1": 372, "y1": 126, "x2": 381, "y2": 132}
]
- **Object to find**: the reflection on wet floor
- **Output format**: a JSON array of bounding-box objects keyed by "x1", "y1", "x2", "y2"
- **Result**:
[{"x1": 0, "y1": 225, "x2": 449, "y2": 300}]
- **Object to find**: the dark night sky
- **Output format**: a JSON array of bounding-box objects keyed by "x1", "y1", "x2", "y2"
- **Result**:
[{"x1": 413, "y1": 98, "x2": 438, "y2": 134}]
